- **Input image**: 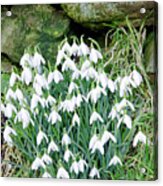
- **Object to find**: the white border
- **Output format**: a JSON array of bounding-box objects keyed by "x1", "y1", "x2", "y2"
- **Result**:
[{"x1": 1, "y1": 0, "x2": 162, "y2": 186}]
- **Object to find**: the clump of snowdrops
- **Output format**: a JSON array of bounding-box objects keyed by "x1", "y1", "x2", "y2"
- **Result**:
[{"x1": 1, "y1": 36, "x2": 148, "y2": 179}]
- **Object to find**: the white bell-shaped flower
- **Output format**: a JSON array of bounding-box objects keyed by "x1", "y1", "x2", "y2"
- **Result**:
[
  {"x1": 130, "y1": 70, "x2": 143, "y2": 88},
  {"x1": 31, "y1": 94, "x2": 45, "y2": 111},
  {"x1": 74, "y1": 94, "x2": 83, "y2": 108},
  {"x1": 81, "y1": 67, "x2": 98, "y2": 81},
  {"x1": 9, "y1": 72, "x2": 20, "y2": 87},
  {"x1": 119, "y1": 76, "x2": 132, "y2": 97},
  {"x1": 117, "y1": 114, "x2": 132, "y2": 129},
  {"x1": 72, "y1": 69, "x2": 81, "y2": 80},
  {"x1": 3, "y1": 126, "x2": 17, "y2": 147},
  {"x1": 42, "y1": 171, "x2": 52, "y2": 178},
  {"x1": 64, "y1": 149, "x2": 74, "y2": 163},
  {"x1": 48, "y1": 110, "x2": 62, "y2": 124},
  {"x1": 31, "y1": 157, "x2": 45, "y2": 170},
  {"x1": 33, "y1": 52, "x2": 45, "y2": 68},
  {"x1": 89, "y1": 166, "x2": 100, "y2": 179},
  {"x1": 109, "y1": 155, "x2": 122, "y2": 167},
  {"x1": 42, "y1": 153, "x2": 52, "y2": 165},
  {"x1": 108, "y1": 79, "x2": 115, "y2": 93},
  {"x1": 37, "y1": 130, "x2": 48, "y2": 146},
  {"x1": 70, "y1": 161, "x2": 79, "y2": 175},
  {"x1": 72, "y1": 113, "x2": 80, "y2": 126},
  {"x1": 21, "y1": 67, "x2": 32, "y2": 85},
  {"x1": 62, "y1": 58, "x2": 77, "y2": 72},
  {"x1": 20, "y1": 53, "x2": 33, "y2": 68},
  {"x1": 89, "y1": 48, "x2": 102, "y2": 63},
  {"x1": 62, "y1": 41, "x2": 72, "y2": 55},
  {"x1": 56, "y1": 50, "x2": 66, "y2": 66},
  {"x1": 98, "y1": 73, "x2": 108, "y2": 89},
  {"x1": 118, "y1": 98, "x2": 135, "y2": 112},
  {"x1": 133, "y1": 131, "x2": 147, "y2": 147},
  {"x1": 46, "y1": 95, "x2": 56, "y2": 106},
  {"x1": 6, "y1": 88, "x2": 16, "y2": 101},
  {"x1": 101, "y1": 131, "x2": 117, "y2": 145},
  {"x1": 68, "y1": 82, "x2": 78, "y2": 94},
  {"x1": 62, "y1": 133, "x2": 71, "y2": 146},
  {"x1": 81, "y1": 60, "x2": 91, "y2": 72},
  {"x1": 48, "y1": 140, "x2": 59, "y2": 154},
  {"x1": 108, "y1": 106, "x2": 119, "y2": 120},
  {"x1": 89, "y1": 134, "x2": 98, "y2": 150},
  {"x1": 71, "y1": 41, "x2": 79, "y2": 56},
  {"x1": 87, "y1": 86, "x2": 107, "y2": 104},
  {"x1": 79, "y1": 41, "x2": 89, "y2": 56},
  {"x1": 48, "y1": 70, "x2": 64, "y2": 84},
  {"x1": 15, "y1": 88, "x2": 24, "y2": 104},
  {"x1": 91, "y1": 140, "x2": 104, "y2": 155},
  {"x1": 57, "y1": 166, "x2": 69, "y2": 179},
  {"x1": 5, "y1": 103, "x2": 17, "y2": 118},
  {"x1": 78, "y1": 159, "x2": 88, "y2": 173},
  {"x1": 90, "y1": 111, "x2": 104, "y2": 125},
  {"x1": 15, "y1": 108, "x2": 34, "y2": 128},
  {"x1": 58, "y1": 99, "x2": 76, "y2": 113}
]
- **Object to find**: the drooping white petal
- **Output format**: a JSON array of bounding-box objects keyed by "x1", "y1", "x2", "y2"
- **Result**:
[
  {"x1": 78, "y1": 159, "x2": 88, "y2": 173},
  {"x1": 72, "y1": 113, "x2": 80, "y2": 126},
  {"x1": 108, "y1": 79, "x2": 115, "y2": 93},
  {"x1": 109, "y1": 155, "x2": 122, "y2": 167},
  {"x1": 37, "y1": 130, "x2": 48, "y2": 146},
  {"x1": 21, "y1": 67, "x2": 32, "y2": 85},
  {"x1": 130, "y1": 70, "x2": 143, "y2": 88},
  {"x1": 62, "y1": 58, "x2": 77, "y2": 72},
  {"x1": 48, "y1": 110, "x2": 62, "y2": 124},
  {"x1": 101, "y1": 131, "x2": 117, "y2": 145},
  {"x1": 6, "y1": 88, "x2": 16, "y2": 101},
  {"x1": 46, "y1": 95, "x2": 56, "y2": 106},
  {"x1": 5, "y1": 103, "x2": 17, "y2": 118},
  {"x1": 70, "y1": 161, "x2": 79, "y2": 175},
  {"x1": 48, "y1": 140, "x2": 59, "y2": 154},
  {"x1": 89, "y1": 134, "x2": 98, "y2": 150},
  {"x1": 20, "y1": 53, "x2": 33, "y2": 68},
  {"x1": 56, "y1": 50, "x2": 66, "y2": 66},
  {"x1": 79, "y1": 41, "x2": 89, "y2": 56},
  {"x1": 10, "y1": 72, "x2": 20, "y2": 87},
  {"x1": 133, "y1": 131, "x2": 147, "y2": 147},
  {"x1": 89, "y1": 48, "x2": 102, "y2": 64},
  {"x1": 53, "y1": 70, "x2": 64, "y2": 84},
  {"x1": 68, "y1": 82, "x2": 78, "y2": 94},
  {"x1": 81, "y1": 60, "x2": 91, "y2": 72},
  {"x1": 90, "y1": 111, "x2": 104, "y2": 125},
  {"x1": 3, "y1": 126, "x2": 17, "y2": 147},
  {"x1": 42, "y1": 171, "x2": 52, "y2": 178},
  {"x1": 62, "y1": 133, "x2": 71, "y2": 146},
  {"x1": 63, "y1": 149, "x2": 74, "y2": 163},
  {"x1": 33, "y1": 52, "x2": 46, "y2": 68},
  {"x1": 89, "y1": 166, "x2": 100, "y2": 179},
  {"x1": 42, "y1": 153, "x2": 52, "y2": 165},
  {"x1": 57, "y1": 167, "x2": 69, "y2": 179},
  {"x1": 91, "y1": 140, "x2": 104, "y2": 155},
  {"x1": 31, "y1": 157, "x2": 45, "y2": 170}
]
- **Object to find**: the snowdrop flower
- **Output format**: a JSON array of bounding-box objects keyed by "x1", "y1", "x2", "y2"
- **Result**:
[
  {"x1": 56, "y1": 50, "x2": 66, "y2": 66},
  {"x1": 15, "y1": 108, "x2": 34, "y2": 128},
  {"x1": 82, "y1": 67, "x2": 98, "y2": 81},
  {"x1": 119, "y1": 76, "x2": 132, "y2": 97},
  {"x1": 98, "y1": 73, "x2": 108, "y2": 89},
  {"x1": 70, "y1": 161, "x2": 79, "y2": 175},
  {"x1": 4, "y1": 103, "x2": 17, "y2": 118},
  {"x1": 90, "y1": 111, "x2": 104, "y2": 125},
  {"x1": 3, "y1": 126, "x2": 17, "y2": 147},
  {"x1": 81, "y1": 60, "x2": 91, "y2": 72},
  {"x1": 78, "y1": 159, "x2": 88, "y2": 173},
  {"x1": 20, "y1": 53, "x2": 33, "y2": 68},
  {"x1": 15, "y1": 88, "x2": 24, "y2": 104},
  {"x1": 72, "y1": 69, "x2": 81, "y2": 80},
  {"x1": 46, "y1": 95, "x2": 56, "y2": 106},
  {"x1": 87, "y1": 86, "x2": 107, "y2": 104},
  {"x1": 108, "y1": 106, "x2": 119, "y2": 120},
  {"x1": 133, "y1": 131, "x2": 147, "y2": 147},
  {"x1": 59, "y1": 99, "x2": 76, "y2": 112},
  {"x1": 62, "y1": 133, "x2": 71, "y2": 146},
  {"x1": 68, "y1": 82, "x2": 78, "y2": 94},
  {"x1": 37, "y1": 130, "x2": 48, "y2": 146},
  {"x1": 91, "y1": 140, "x2": 104, "y2": 155},
  {"x1": 33, "y1": 74, "x2": 48, "y2": 90},
  {"x1": 6, "y1": 88, "x2": 16, "y2": 101},
  {"x1": 117, "y1": 114, "x2": 132, "y2": 129},
  {"x1": 21, "y1": 67, "x2": 32, "y2": 85},
  {"x1": 9, "y1": 72, "x2": 20, "y2": 87},
  {"x1": 89, "y1": 166, "x2": 100, "y2": 179},
  {"x1": 42, "y1": 171, "x2": 52, "y2": 178},
  {"x1": 109, "y1": 155, "x2": 122, "y2": 167},
  {"x1": 64, "y1": 149, "x2": 74, "y2": 162},
  {"x1": 31, "y1": 157, "x2": 45, "y2": 170},
  {"x1": 72, "y1": 113, "x2": 80, "y2": 126},
  {"x1": 48, "y1": 70, "x2": 64, "y2": 84},
  {"x1": 31, "y1": 94, "x2": 45, "y2": 111},
  {"x1": 89, "y1": 134, "x2": 98, "y2": 150},
  {"x1": 57, "y1": 167, "x2": 69, "y2": 179},
  {"x1": 33, "y1": 52, "x2": 45, "y2": 68},
  {"x1": 48, "y1": 140, "x2": 59, "y2": 154},
  {"x1": 71, "y1": 41, "x2": 79, "y2": 56},
  {"x1": 108, "y1": 79, "x2": 115, "y2": 93},
  {"x1": 48, "y1": 110, "x2": 62, "y2": 124},
  {"x1": 79, "y1": 41, "x2": 89, "y2": 56},
  {"x1": 74, "y1": 94, "x2": 83, "y2": 107},
  {"x1": 118, "y1": 98, "x2": 135, "y2": 112},
  {"x1": 101, "y1": 131, "x2": 117, "y2": 145},
  {"x1": 89, "y1": 48, "x2": 102, "y2": 63},
  {"x1": 42, "y1": 153, "x2": 52, "y2": 165},
  {"x1": 62, "y1": 58, "x2": 77, "y2": 72},
  {"x1": 62, "y1": 41, "x2": 72, "y2": 55},
  {"x1": 130, "y1": 70, "x2": 143, "y2": 88}
]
